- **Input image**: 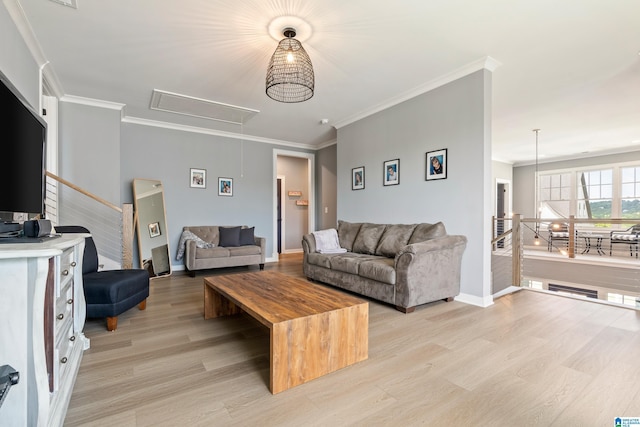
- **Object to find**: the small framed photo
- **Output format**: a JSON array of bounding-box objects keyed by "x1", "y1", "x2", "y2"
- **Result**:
[
  {"x1": 218, "y1": 177, "x2": 233, "y2": 196},
  {"x1": 190, "y1": 168, "x2": 206, "y2": 188},
  {"x1": 352, "y1": 166, "x2": 365, "y2": 190},
  {"x1": 426, "y1": 149, "x2": 447, "y2": 180},
  {"x1": 148, "y1": 222, "x2": 161, "y2": 238},
  {"x1": 383, "y1": 159, "x2": 399, "y2": 186}
]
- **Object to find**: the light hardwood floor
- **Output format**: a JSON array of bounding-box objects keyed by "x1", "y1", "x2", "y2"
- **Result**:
[{"x1": 65, "y1": 253, "x2": 640, "y2": 426}]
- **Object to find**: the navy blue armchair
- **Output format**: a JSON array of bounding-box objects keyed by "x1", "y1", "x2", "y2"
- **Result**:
[{"x1": 55, "y1": 226, "x2": 149, "y2": 331}]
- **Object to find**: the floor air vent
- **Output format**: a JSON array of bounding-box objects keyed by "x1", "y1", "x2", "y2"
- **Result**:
[{"x1": 548, "y1": 283, "x2": 598, "y2": 299}]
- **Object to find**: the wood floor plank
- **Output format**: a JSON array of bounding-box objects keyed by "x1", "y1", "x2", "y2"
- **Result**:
[{"x1": 64, "y1": 254, "x2": 640, "y2": 425}]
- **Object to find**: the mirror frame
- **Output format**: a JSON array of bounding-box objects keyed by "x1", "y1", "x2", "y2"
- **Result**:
[{"x1": 133, "y1": 178, "x2": 172, "y2": 278}]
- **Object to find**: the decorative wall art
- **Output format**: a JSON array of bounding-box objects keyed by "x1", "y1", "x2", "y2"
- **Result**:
[
  {"x1": 218, "y1": 177, "x2": 233, "y2": 196},
  {"x1": 190, "y1": 168, "x2": 206, "y2": 188},
  {"x1": 352, "y1": 166, "x2": 365, "y2": 190},
  {"x1": 148, "y1": 222, "x2": 161, "y2": 238},
  {"x1": 383, "y1": 159, "x2": 399, "y2": 186},
  {"x1": 426, "y1": 149, "x2": 447, "y2": 180}
]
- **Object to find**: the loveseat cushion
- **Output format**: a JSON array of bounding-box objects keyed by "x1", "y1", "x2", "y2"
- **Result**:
[
  {"x1": 337, "y1": 221, "x2": 362, "y2": 251},
  {"x1": 186, "y1": 226, "x2": 220, "y2": 245},
  {"x1": 219, "y1": 226, "x2": 241, "y2": 247},
  {"x1": 359, "y1": 258, "x2": 396, "y2": 285},
  {"x1": 330, "y1": 253, "x2": 378, "y2": 274},
  {"x1": 239, "y1": 227, "x2": 255, "y2": 246},
  {"x1": 228, "y1": 246, "x2": 261, "y2": 256},
  {"x1": 196, "y1": 247, "x2": 230, "y2": 259},
  {"x1": 408, "y1": 222, "x2": 446, "y2": 244},
  {"x1": 353, "y1": 223, "x2": 387, "y2": 254},
  {"x1": 375, "y1": 224, "x2": 417, "y2": 257}
]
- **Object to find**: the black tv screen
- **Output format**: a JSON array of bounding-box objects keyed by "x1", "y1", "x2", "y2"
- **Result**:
[{"x1": 0, "y1": 69, "x2": 47, "y2": 218}]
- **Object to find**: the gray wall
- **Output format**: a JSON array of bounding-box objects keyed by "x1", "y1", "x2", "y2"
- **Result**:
[
  {"x1": 316, "y1": 144, "x2": 338, "y2": 230},
  {"x1": 121, "y1": 123, "x2": 298, "y2": 267},
  {"x1": 0, "y1": 5, "x2": 40, "y2": 110},
  {"x1": 337, "y1": 70, "x2": 493, "y2": 302},
  {"x1": 277, "y1": 155, "x2": 309, "y2": 251}
]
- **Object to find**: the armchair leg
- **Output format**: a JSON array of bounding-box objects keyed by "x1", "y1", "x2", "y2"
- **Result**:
[
  {"x1": 138, "y1": 299, "x2": 147, "y2": 310},
  {"x1": 106, "y1": 316, "x2": 118, "y2": 331}
]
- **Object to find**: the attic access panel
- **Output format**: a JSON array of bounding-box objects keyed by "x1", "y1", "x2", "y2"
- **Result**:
[{"x1": 150, "y1": 89, "x2": 259, "y2": 126}]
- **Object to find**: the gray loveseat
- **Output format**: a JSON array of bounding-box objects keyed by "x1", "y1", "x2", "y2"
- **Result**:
[
  {"x1": 181, "y1": 226, "x2": 265, "y2": 276},
  {"x1": 302, "y1": 221, "x2": 467, "y2": 313}
]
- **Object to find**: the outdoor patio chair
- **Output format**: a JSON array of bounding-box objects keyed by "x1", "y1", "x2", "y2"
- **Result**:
[
  {"x1": 610, "y1": 224, "x2": 640, "y2": 258},
  {"x1": 547, "y1": 222, "x2": 570, "y2": 252}
]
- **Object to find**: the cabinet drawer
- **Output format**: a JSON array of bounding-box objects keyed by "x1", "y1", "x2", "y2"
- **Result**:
[
  {"x1": 54, "y1": 283, "x2": 74, "y2": 338},
  {"x1": 56, "y1": 247, "x2": 77, "y2": 297},
  {"x1": 53, "y1": 321, "x2": 76, "y2": 391}
]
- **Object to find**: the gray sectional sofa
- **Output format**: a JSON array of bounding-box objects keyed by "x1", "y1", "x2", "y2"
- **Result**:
[
  {"x1": 181, "y1": 225, "x2": 265, "y2": 276},
  {"x1": 302, "y1": 220, "x2": 467, "y2": 313}
]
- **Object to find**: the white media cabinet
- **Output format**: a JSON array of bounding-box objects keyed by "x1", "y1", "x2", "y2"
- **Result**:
[{"x1": 0, "y1": 235, "x2": 90, "y2": 426}]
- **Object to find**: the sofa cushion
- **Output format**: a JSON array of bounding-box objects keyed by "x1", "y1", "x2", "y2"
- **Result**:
[
  {"x1": 375, "y1": 224, "x2": 418, "y2": 257},
  {"x1": 219, "y1": 226, "x2": 241, "y2": 247},
  {"x1": 228, "y1": 246, "x2": 261, "y2": 256},
  {"x1": 408, "y1": 222, "x2": 447, "y2": 244},
  {"x1": 353, "y1": 223, "x2": 387, "y2": 254},
  {"x1": 196, "y1": 247, "x2": 230, "y2": 259},
  {"x1": 337, "y1": 221, "x2": 362, "y2": 252},
  {"x1": 330, "y1": 253, "x2": 378, "y2": 274},
  {"x1": 239, "y1": 227, "x2": 255, "y2": 246},
  {"x1": 359, "y1": 258, "x2": 396, "y2": 285},
  {"x1": 306, "y1": 252, "x2": 336, "y2": 268}
]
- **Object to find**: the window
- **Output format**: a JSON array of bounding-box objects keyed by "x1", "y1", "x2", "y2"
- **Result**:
[
  {"x1": 621, "y1": 166, "x2": 640, "y2": 218},
  {"x1": 607, "y1": 293, "x2": 640, "y2": 307},
  {"x1": 539, "y1": 173, "x2": 571, "y2": 218},
  {"x1": 576, "y1": 169, "x2": 612, "y2": 219},
  {"x1": 537, "y1": 164, "x2": 640, "y2": 221}
]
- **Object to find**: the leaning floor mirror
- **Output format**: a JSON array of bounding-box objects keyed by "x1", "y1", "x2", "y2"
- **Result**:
[{"x1": 133, "y1": 178, "x2": 172, "y2": 278}]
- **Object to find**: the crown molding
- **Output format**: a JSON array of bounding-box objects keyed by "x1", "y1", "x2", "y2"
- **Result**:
[
  {"x1": 122, "y1": 116, "x2": 318, "y2": 150},
  {"x1": 61, "y1": 94, "x2": 126, "y2": 111},
  {"x1": 333, "y1": 56, "x2": 502, "y2": 130}
]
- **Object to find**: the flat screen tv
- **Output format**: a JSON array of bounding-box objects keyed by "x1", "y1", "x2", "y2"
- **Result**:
[{"x1": 0, "y1": 69, "x2": 47, "y2": 220}]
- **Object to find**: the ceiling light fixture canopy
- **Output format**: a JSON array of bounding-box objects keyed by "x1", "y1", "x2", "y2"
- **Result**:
[{"x1": 266, "y1": 27, "x2": 315, "y2": 103}]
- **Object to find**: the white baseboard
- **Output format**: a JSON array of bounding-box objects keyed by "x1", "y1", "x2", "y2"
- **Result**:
[{"x1": 455, "y1": 292, "x2": 494, "y2": 307}]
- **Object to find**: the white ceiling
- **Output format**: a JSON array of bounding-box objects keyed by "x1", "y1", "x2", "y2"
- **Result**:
[{"x1": 13, "y1": 0, "x2": 640, "y2": 165}]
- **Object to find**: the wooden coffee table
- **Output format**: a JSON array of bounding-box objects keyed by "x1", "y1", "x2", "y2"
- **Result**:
[{"x1": 203, "y1": 271, "x2": 368, "y2": 394}]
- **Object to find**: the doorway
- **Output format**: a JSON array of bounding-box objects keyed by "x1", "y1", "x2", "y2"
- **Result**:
[
  {"x1": 495, "y1": 179, "x2": 511, "y2": 248},
  {"x1": 273, "y1": 149, "x2": 315, "y2": 260}
]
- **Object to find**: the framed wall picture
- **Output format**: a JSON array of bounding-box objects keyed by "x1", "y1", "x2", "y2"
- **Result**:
[
  {"x1": 352, "y1": 166, "x2": 365, "y2": 190},
  {"x1": 148, "y1": 222, "x2": 161, "y2": 238},
  {"x1": 426, "y1": 149, "x2": 447, "y2": 180},
  {"x1": 190, "y1": 168, "x2": 206, "y2": 188},
  {"x1": 383, "y1": 159, "x2": 399, "y2": 186},
  {"x1": 218, "y1": 177, "x2": 233, "y2": 196}
]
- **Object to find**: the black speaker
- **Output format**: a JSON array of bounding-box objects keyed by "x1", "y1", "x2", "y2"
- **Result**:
[{"x1": 23, "y1": 219, "x2": 52, "y2": 238}]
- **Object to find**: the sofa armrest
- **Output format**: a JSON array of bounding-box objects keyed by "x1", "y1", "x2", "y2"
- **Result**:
[
  {"x1": 184, "y1": 239, "x2": 197, "y2": 270},
  {"x1": 255, "y1": 236, "x2": 267, "y2": 263},
  {"x1": 302, "y1": 233, "x2": 317, "y2": 254},
  {"x1": 394, "y1": 235, "x2": 467, "y2": 307}
]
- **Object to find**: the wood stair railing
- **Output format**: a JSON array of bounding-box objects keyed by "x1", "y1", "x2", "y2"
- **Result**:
[{"x1": 45, "y1": 171, "x2": 134, "y2": 269}]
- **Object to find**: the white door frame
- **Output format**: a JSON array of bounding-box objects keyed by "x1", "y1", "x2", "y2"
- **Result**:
[
  {"x1": 277, "y1": 175, "x2": 286, "y2": 253},
  {"x1": 272, "y1": 149, "x2": 315, "y2": 261}
]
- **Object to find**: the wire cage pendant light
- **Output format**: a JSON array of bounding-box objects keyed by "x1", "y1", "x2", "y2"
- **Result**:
[{"x1": 266, "y1": 28, "x2": 314, "y2": 103}]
